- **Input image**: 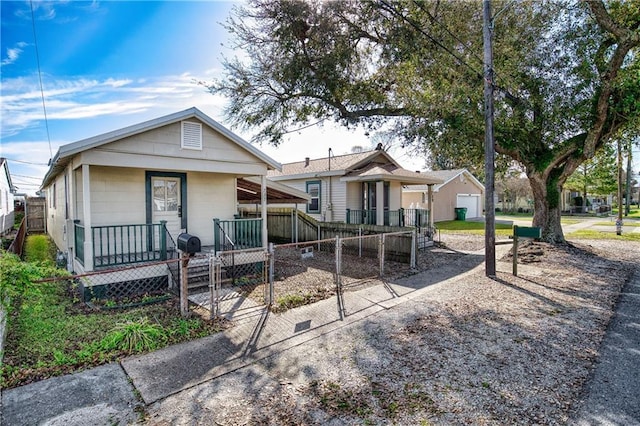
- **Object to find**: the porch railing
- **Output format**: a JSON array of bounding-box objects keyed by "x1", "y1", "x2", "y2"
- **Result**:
[
  {"x1": 214, "y1": 218, "x2": 263, "y2": 252},
  {"x1": 346, "y1": 208, "x2": 430, "y2": 228},
  {"x1": 91, "y1": 222, "x2": 175, "y2": 268}
]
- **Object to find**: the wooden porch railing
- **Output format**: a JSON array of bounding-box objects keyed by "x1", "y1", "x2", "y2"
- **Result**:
[
  {"x1": 73, "y1": 222, "x2": 176, "y2": 268},
  {"x1": 213, "y1": 218, "x2": 263, "y2": 252}
]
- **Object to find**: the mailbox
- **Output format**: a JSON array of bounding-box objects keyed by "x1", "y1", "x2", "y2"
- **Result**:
[{"x1": 177, "y1": 233, "x2": 201, "y2": 254}]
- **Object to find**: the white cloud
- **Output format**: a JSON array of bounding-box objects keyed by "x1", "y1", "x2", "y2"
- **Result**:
[
  {"x1": 0, "y1": 73, "x2": 227, "y2": 137},
  {"x1": 1, "y1": 42, "x2": 28, "y2": 66}
]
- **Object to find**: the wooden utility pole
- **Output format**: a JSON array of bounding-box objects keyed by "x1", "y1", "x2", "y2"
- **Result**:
[
  {"x1": 625, "y1": 138, "x2": 632, "y2": 216},
  {"x1": 617, "y1": 138, "x2": 623, "y2": 235},
  {"x1": 483, "y1": 0, "x2": 496, "y2": 277}
]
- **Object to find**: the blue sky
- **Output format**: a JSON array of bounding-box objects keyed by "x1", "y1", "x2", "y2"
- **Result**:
[{"x1": 1, "y1": 0, "x2": 391, "y2": 195}]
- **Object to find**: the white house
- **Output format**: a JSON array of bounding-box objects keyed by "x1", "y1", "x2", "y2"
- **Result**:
[{"x1": 0, "y1": 158, "x2": 16, "y2": 236}]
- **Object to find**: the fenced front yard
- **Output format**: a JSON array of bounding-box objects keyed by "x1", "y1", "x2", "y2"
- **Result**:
[{"x1": 57, "y1": 229, "x2": 419, "y2": 320}]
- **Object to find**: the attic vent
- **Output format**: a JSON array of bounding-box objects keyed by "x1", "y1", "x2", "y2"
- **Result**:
[{"x1": 181, "y1": 121, "x2": 202, "y2": 150}]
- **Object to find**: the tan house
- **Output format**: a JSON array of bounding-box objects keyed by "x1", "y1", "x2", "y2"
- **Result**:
[
  {"x1": 40, "y1": 107, "x2": 308, "y2": 276},
  {"x1": 268, "y1": 145, "x2": 442, "y2": 227},
  {"x1": 403, "y1": 169, "x2": 485, "y2": 222}
]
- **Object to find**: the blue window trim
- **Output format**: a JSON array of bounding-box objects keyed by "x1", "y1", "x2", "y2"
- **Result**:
[{"x1": 306, "y1": 180, "x2": 321, "y2": 214}]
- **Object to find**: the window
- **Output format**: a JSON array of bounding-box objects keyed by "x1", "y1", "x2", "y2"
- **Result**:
[
  {"x1": 306, "y1": 180, "x2": 321, "y2": 213},
  {"x1": 181, "y1": 121, "x2": 202, "y2": 150}
]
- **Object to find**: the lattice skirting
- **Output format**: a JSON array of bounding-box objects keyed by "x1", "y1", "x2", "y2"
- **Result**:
[{"x1": 81, "y1": 275, "x2": 169, "y2": 302}]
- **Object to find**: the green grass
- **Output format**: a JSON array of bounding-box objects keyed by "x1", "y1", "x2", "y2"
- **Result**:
[
  {"x1": 1, "y1": 235, "x2": 224, "y2": 389},
  {"x1": 435, "y1": 220, "x2": 514, "y2": 236},
  {"x1": 24, "y1": 234, "x2": 57, "y2": 263},
  {"x1": 593, "y1": 221, "x2": 639, "y2": 227},
  {"x1": 611, "y1": 208, "x2": 640, "y2": 218},
  {"x1": 566, "y1": 230, "x2": 640, "y2": 242}
]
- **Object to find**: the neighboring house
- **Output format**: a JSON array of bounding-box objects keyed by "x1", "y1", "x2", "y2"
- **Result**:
[
  {"x1": 267, "y1": 145, "x2": 442, "y2": 227},
  {"x1": 40, "y1": 107, "x2": 308, "y2": 275},
  {"x1": 0, "y1": 158, "x2": 16, "y2": 236},
  {"x1": 403, "y1": 169, "x2": 485, "y2": 222}
]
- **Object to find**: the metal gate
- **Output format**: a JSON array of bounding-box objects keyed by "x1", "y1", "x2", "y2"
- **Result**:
[{"x1": 208, "y1": 247, "x2": 270, "y2": 319}]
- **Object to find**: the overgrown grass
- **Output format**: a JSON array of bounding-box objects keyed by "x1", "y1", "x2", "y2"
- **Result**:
[
  {"x1": 0, "y1": 235, "x2": 224, "y2": 389},
  {"x1": 566, "y1": 230, "x2": 640, "y2": 242},
  {"x1": 23, "y1": 234, "x2": 57, "y2": 262}
]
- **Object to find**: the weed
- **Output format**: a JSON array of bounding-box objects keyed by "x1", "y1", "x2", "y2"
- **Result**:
[{"x1": 99, "y1": 317, "x2": 167, "y2": 354}]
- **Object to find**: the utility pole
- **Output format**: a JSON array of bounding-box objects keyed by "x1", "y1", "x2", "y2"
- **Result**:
[
  {"x1": 617, "y1": 138, "x2": 623, "y2": 235},
  {"x1": 625, "y1": 138, "x2": 632, "y2": 216},
  {"x1": 483, "y1": 0, "x2": 496, "y2": 277}
]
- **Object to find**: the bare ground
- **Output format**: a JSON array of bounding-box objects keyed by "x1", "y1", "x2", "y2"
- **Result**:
[{"x1": 144, "y1": 235, "x2": 639, "y2": 425}]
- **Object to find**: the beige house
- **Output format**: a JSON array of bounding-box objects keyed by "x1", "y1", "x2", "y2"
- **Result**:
[
  {"x1": 268, "y1": 145, "x2": 442, "y2": 227},
  {"x1": 41, "y1": 107, "x2": 308, "y2": 275},
  {"x1": 403, "y1": 169, "x2": 485, "y2": 222}
]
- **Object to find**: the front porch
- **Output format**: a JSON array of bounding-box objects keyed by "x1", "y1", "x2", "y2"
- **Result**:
[
  {"x1": 346, "y1": 208, "x2": 431, "y2": 228},
  {"x1": 74, "y1": 218, "x2": 264, "y2": 271}
]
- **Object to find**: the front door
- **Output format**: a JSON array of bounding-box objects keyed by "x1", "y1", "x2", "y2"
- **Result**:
[{"x1": 152, "y1": 176, "x2": 183, "y2": 241}]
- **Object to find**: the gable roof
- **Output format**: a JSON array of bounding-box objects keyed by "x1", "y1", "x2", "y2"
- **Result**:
[
  {"x1": 0, "y1": 158, "x2": 16, "y2": 192},
  {"x1": 267, "y1": 148, "x2": 399, "y2": 180},
  {"x1": 268, "y1": 148, "x2": 442, "y2": 185},
  {"x1": 403, "y1": 169, "x2": 484, "y2": 192},
  {"x1": 41, "y1": 107, "x2": 281, "y2": 188}
]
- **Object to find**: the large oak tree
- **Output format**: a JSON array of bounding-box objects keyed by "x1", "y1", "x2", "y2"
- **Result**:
[{"x1": 207, "y1": 0, "x2": 640, "y2": 242}]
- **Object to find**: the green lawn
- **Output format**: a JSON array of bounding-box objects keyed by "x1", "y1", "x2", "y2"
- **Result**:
[
  {"x1": 0, "y1": 236, "x2": 223, "y2": 389},
  {"x1": 435, "y1": 220, "x2": 513, "y2": 236},
  {"x1": 566, "y1": 229, "x2": 640, "y2": 242},
  {"x1": 611, "y1": 208, "x2": 640, "y2": 218}
]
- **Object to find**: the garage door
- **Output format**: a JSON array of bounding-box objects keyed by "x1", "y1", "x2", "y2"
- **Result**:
[{"x1": 456, "y1": 194, "x2": 481, "y2": 218}]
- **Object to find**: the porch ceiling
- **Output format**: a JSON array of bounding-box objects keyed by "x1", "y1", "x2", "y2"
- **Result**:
[{"x1": 237, "y1": 177, "x2": 310, "y2": 204}]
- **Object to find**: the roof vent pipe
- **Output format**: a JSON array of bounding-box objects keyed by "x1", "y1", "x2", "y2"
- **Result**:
[{"x1": 305, "y1": 157, "x2": 310, "y2": 167}]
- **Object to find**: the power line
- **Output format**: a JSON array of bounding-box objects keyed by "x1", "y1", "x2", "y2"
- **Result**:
[
  {"x1": 30, "y1": 0, "x2": 53, "y2": 161},
  {"x1": 4, "y1": 157, "x2": 49, "y2": 166}
]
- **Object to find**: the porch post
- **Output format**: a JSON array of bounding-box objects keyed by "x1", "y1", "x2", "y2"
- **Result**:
[
  {"x1": 82, "y1": 164, "x2": 94, "y2": 271},
  {"x1": 376, "y1": 181, "x2": 385, "y2": 226},
  {"x1": 261, "y1": 175, "x2": 268, "y2": 248},
  {"x1": 428, "y1": 184, "x2": 434, "y2": 230}
]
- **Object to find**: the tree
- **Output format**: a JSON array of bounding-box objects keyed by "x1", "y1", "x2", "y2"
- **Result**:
[
  {"x1": 207, "y1": 0, "x2": 640, "y2": 243},
  {"x1": 565, "y1": 142, "x2": 618, "y2": 211}
]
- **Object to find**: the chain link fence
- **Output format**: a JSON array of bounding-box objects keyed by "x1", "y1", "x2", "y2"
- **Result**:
[{"x1": 39, "y1": 230, "x2": 417, "y2": 320}]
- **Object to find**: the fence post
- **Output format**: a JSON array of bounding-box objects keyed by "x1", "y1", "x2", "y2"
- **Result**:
[
  {"x1": 209, "y1": 255, "x2": 220, "y2": 320},
  {"x1": 378, "y1": 234, "x2": 385, "y2": 277},
  {"x1": 346, "y1": 209, "x2": 351, "y2": 224},
  {"x1": 399, "y1": 208, "x2": 405, "y2": 227},
  {"x1": 335, "y1": 235, "x2": 341, "y2": 288},
  {"x1": 180, "y1": 251, "x2": 190, "y2": 317},
  {"x1": 358, "y1": 227, "x2": 362, "y2": 257},
  {"x1": 411, "y1": 229, "x2": 417, "y2": 269},
  {"x1": 213, "y1": 218, "x2": 220, "y2": 252},
  {"x1": 268, "y1": 243, "x2": 275, "y2": 305},
  {"x1": 160, "y1": 220, "x2": 167, "y2": 261}
]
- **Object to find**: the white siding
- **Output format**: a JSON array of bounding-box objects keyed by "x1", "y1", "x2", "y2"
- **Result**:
[
  {"x1": 0, "y1": 162, "x2": 15, "y2": 234},
  {"x1": 90, "y1": 167, "x2": 146, "y2": 226},
  {"x1": 46, "y1": 172, "x2": 67, "y2": 251}
]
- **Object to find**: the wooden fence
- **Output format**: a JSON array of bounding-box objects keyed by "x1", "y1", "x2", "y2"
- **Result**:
[{"x1": 25, "y1": 197, "x2": 46, "y2": 233}]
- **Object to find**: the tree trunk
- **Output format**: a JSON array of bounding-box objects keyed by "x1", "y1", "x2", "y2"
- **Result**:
[{"x1": 529, "y1": 172, "x2": 565, "y2": 243}]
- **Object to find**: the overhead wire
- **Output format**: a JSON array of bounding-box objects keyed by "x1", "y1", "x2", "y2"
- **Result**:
[{"x1": 29, "y1": 0, "x2": 53, "y2": 161}]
